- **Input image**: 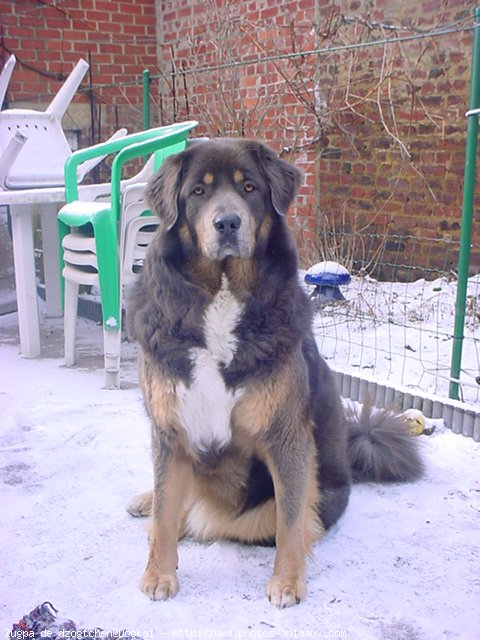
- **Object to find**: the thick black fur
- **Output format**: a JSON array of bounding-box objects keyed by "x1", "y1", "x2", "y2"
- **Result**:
[{"x1": 128, "y1": 138, "x2": 423, "y2": 534}]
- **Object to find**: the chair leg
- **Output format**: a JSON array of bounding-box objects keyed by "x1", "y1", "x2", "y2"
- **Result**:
[
  {"x1": 103, "y1": 328, "x2": 121, "y2": 389},
  {"x1": 64, "y1": 279, "x2": 79, "y2": 366},
  {"x1": 94, "y1": 211, "x2": 121, "y2": 387},
  {"x1": 94, "y1": 211, "x2": 120, "y2": 331},
  {"x1": 58, "y1": 219, "x2": 71, "y2": 308}
]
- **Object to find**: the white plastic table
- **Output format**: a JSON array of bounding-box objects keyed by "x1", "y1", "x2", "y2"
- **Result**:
[{"x1": 0, "y1": 184, "x2": 108, "y2": 357}]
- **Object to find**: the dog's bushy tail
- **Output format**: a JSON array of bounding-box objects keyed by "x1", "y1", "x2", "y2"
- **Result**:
[{"x1": 346, "y1": 401, "x2": 424, "y2": 483}]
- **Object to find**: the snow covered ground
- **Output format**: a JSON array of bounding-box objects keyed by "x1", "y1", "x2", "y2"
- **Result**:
[{"x1": 1, "y1": 302, "x2": 480, "y2": 639}]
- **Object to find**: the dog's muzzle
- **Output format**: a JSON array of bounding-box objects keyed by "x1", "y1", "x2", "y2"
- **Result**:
[{"x1": 198, "y1": 192, "x2": 255, "y2": 260}]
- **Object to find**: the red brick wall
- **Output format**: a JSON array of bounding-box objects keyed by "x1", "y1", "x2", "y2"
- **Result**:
[
  {"x1": 313, "y1": 0, "x2": 478, "y2": 278},
  {"x1": 154, "y1": 0, "x2": 478, "y2": 275},
  {"x1": 0, "y1": 0, "x2": 157, "y2": 142},
  {"x1": 154, "y1": 0, "x2": 322, "y2": 260},
  {"x1": 1, "y1": 0, "x2": 477, "y2": 276}
]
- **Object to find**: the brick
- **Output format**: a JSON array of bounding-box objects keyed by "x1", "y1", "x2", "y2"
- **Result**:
[
  {"x1": 124, "y1": 24, "x2": 150, "y2": 35},
  {"x1": 5, "y1": 25, "x2": 35, "y2": 38},
  {"x1": 95, "y1": 1, "x2": 119, "y2": 11},
  {"x1": 84, "y1": 10, "x2": 110, "y2": 22},
  {"x1": 38, "y1": 28, "x2": 63, "y2": 40},
  {"x1": 65, "y1": 3, "x2": 90, "y2": 18},
  {"x1": 129, "y1": 13, "x2": 155, "y2": 26}
]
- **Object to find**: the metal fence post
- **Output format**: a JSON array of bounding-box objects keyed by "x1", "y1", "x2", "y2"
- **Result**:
[
  {"x1": 143, "y1": 69, "x2": 151, "y2": 130},
  {"x1": 449, "y1": 7, "x2": 480, "y2": 400}
]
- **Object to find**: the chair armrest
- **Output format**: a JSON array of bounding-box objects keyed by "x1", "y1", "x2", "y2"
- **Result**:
[
  {"x1": 58, "y1": 200, "x2": 112, "y2": 228},
  {"x1": 0, "y1": 130, "x2": 27, "y2": 188},
  {"x1": 64, "y1": 121, "x2": 198, "y2": 203},
  {"x1": 109, "y1": 121, "x2": 198, "y2": 217},
  {"x1": 76, "y1": 128, "x2": 128, "y2": 182}
]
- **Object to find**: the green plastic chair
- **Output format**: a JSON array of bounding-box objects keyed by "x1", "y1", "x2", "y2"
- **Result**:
[{"x1": 58, "y1": 121, "x2": 198, "y2": 387}]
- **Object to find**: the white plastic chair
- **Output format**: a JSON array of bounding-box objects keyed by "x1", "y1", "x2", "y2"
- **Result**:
[
  {"x1": 0, "y1": 57, "x2": 126, "y2": 189},
  {"x1": 0, "y1": 55, "x2": 128, "y2": 360},
  {"x1": 61, "y1": 183, "x2": 157, "y2": 385}
]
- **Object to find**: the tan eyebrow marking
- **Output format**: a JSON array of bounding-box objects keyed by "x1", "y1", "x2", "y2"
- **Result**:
[
  {"x1": 234, "y1": 170, "x2": 244, "y2": 184},
  {"x1": 203, "y1": 172, "x2": 214, "y2": 185}
]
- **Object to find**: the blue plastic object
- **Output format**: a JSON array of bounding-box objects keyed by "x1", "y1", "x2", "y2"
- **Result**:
[{"x1": 305, "y1": 262, "x2": 351, "y2": 301}]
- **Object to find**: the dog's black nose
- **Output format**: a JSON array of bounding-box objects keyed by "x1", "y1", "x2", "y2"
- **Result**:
[{"x1": 213, "y1": 212, "x2": 241, "y2": 236}]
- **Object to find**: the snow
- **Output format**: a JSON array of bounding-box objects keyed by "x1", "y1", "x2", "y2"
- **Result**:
[
  {"x1": 306, "y1": 261, "x2": 350, "y2": 277},
  {"x1": 1, "y1": 303, "x2": 480, "y2": 639}
]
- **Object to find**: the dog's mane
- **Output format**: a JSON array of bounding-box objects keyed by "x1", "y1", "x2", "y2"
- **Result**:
[{"x1": 129, "y1": 205, "x2": 312, "y2": 387}]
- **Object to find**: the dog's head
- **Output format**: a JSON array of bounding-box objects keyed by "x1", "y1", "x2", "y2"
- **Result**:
[{"x1": 146, "y1": 139, "x2": 303, "y2": 261}]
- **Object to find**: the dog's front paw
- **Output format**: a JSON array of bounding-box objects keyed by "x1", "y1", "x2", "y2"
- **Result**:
[
  {"x1": 267, "y1": 575, "x2": 306, "y2": 608},
  {"x1": 140, "y1": 569, "x2": 179, "y2": 601}
]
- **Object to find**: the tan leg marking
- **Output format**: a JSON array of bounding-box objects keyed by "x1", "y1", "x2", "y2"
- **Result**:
[
  {"x1": 140, "y1": 454, "x2": 193, "y2": 601},
  {"x1": 263, "y1": 434, "x2": 323, "y2": 608},
  {"x1": 266, "y1": 463, "x2": 309, "y2": 607},
  {"x1": 267, "y1": 526, "x2": 308, "y2": 608}
]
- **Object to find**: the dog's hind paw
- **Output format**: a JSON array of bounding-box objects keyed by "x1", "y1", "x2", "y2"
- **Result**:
[
  {"x1": 140, "y1": 569, "x2": 179, "y2": 601},
  {"x1": 127, "y1": 490, "x2": 153, "y2": 517},
  {"x1": 267, "y1": 575, "x2": 306, "y2": 608}
]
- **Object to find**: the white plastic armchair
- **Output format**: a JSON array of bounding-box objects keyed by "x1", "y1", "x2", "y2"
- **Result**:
[
  {"x1": 0, "y1": 55, "x2": 126, "y2": 362},
  {"x1": 0, "y1": 57, "x2": 126, "y2": 190}
]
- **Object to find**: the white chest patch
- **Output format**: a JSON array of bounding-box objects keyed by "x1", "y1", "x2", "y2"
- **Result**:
[{"x1": 177, "y1": 276, "x2": 244, "y2": 452}]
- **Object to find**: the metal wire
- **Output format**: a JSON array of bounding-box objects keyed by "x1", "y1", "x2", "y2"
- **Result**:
[{"x1": 149, "y1": 22, "x2": 477, "y2": 82}]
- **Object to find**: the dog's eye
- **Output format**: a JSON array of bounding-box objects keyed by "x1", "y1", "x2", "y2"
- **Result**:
[
  {"x1": 193, "y1": 185, "x2": 205, "y2": 196},
  {"x1": 244, "y1": 182, "x2": 255, "y2": 193}
]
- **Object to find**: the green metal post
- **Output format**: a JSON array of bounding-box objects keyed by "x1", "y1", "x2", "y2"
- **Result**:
[
  {"x1": 143, "y1": 69, "x2": 151, "y2": 130},
  {"x1": 449, "y1": 7, "x2": 480, "y2": 400}
]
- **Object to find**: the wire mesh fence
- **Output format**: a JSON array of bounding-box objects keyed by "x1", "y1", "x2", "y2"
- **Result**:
[{"x1": 307, "y1": 231, "x2": 480, "y2": 414}]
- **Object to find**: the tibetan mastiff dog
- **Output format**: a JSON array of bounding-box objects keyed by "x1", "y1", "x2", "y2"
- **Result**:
[{"x1": 127, "y1": 138, "x2": 423, "y2": 608}]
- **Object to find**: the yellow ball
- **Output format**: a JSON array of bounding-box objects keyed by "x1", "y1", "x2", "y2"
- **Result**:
[{"x1": 402, "y1": 409, "x2": 426, "y2": 436}]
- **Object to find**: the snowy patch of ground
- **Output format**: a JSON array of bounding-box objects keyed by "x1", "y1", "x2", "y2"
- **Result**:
[{"x1": 1, "y1": 304, "x2": 479, "y2": 639}]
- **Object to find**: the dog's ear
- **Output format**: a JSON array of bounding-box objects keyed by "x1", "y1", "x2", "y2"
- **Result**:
[
  {"x1": 145, "y1": 153, "x2": 184, "y2": 230},
  {"x1": 249, "y1": 141, "x2": 304, "y2": 216}
]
